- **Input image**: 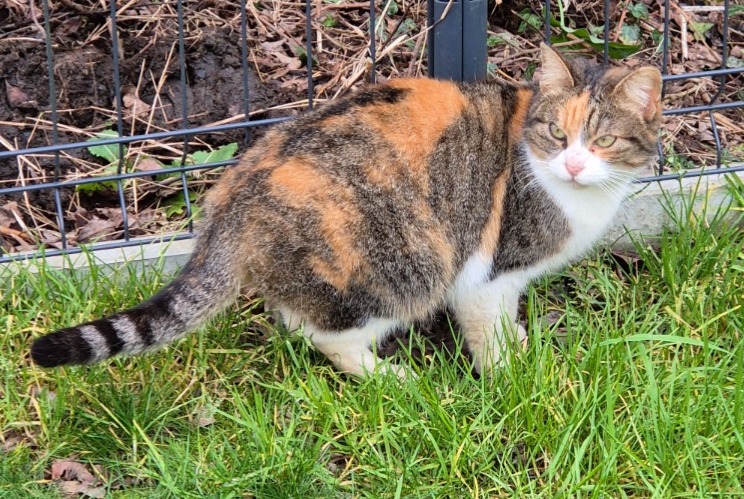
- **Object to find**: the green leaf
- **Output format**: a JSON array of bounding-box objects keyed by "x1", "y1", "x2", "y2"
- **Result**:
[
  {"x1": 726, "y1": 56, "x2": 744, "y2": 69},
  {"x1": 551, "y1": 32, "x2": 641, "y2": 59},
  {"x1": 321, "y1": 14, "x2": 337, "y2": 28},
  {"x1": 627, "y1": 2, "x2": 649, "y2": 20},
  {"x1": 651, "y1": 28, "x2": 663, "y2": 49},
  {"x1": 599, "y1": 334, "x2": 726, "y2": 354},
  {"x1": 162, "y1": 191, "x2": 200, "y2": 218},
  {"x1": 517, "y1": 9, "x2": 543, "y2": 34},
  {"x1": 75, "y1": 164, "x2": 119, "y2": 194},
  {"x1": 523, "y1": 62, "x2": 538, "y2": 80},
  {"x1": 395, "y1": 18, "x2": 416, "y2": 37},
  {"x1": 191, "y1": 143, "x2": 239, "y2": 166},
  {"x1": 588, "y1": 24, "x2": 604, "y2": 37},
  {"x1": 546, "y1": 11, "x2": 641, "y2": 59},
  {"x1": 487, "y1": 35, "x2": 505, "y2": 48},
  {"x1": 689, "y1": 21, "x2": 714, "y2": 42},
  {"x1": 86, "y1": 130, "x2": 123, "y2": 164},
  {"x1": 385, "y1": 0, "x2": 398, "y2": 16},
  {"x1": 619, "y1": 24, "x2": 641, "y2": 44}
]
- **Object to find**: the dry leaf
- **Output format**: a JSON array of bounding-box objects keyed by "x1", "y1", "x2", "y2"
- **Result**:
[
  {"x1": 260, "y1": 40, "x2": 286, "y2": 52},
  {"x1": 134, "y1": 158, "x2": 163, "y2": 172},
  {"x1": 2, "y1": 436, "x2": 21, "y2": 453},
  {"x1": 194, "y1": 405, "x2": 217, "y2": 428},
  {"x1": 59, "y1": 481, "x2": 106, "y2": 498},
  {"x1": 122, "y1": 90, "x2": 151, "y2": 117},
  {"x1": 75, "y1": 218, "x2": 119, "y2": 243},
  {"x1": 0, "y1": 202, "x2": 18, "y2": 228},
  {"x1": 51, "y1": 460, "x2": 97, "y2": 483},
  {"x1": 272, "y1": 52, "x2": 302, "y2": 71},
  {"x1": 93, "y1": 207, "x2": 124, "y2": 227},
  {"x1": 5, "y1": 80, "x2": 36, "y2": 109}
]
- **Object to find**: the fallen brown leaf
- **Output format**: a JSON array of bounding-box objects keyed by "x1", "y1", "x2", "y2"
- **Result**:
[
  {"x1": 58, "y1": 481, "x2": 106, "y2": 498},
  {"x1": 133, "y1": 158, "x2": 163, "y2": 172},
  {"x1": 75, "y1": 217, "x2": 119, "y2": 243},
  {"x1": 4, "y1": 80, "x2": 37, "y2": 109},
  {"x1": 122, "y1": 90, "x2": 151, "y2": 118},
  {"x1": 51, "y1": 460, "x2": 96, "y2": 483},
  {"x1": 0, "y1": 201, "x2": 20, "y2": 228}
]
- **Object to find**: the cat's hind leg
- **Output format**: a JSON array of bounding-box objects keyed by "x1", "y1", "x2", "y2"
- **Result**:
[{"x1": 279, "y1": 309, "x2": 408, "y2": 378}]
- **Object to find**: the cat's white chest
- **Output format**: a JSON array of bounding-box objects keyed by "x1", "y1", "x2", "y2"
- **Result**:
[
  {"x1": 559, "y1": 185, "x2": 624, "y2": 255},
  {"x1": 540, "y1": 178, "x2": 628, "y2": 276}
]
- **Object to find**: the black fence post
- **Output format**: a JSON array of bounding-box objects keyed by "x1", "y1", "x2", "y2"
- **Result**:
[{"x1": 427, "y1": 0, "x2": 487, "y2": 82}]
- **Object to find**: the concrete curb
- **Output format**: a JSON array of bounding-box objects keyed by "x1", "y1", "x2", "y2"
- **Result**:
[
  {"x1": 2, "y1": 170, "x2": 742, "y2": 279},
  {"x1": 604, "y1": 170, "x2": 744, "y2": 252}
]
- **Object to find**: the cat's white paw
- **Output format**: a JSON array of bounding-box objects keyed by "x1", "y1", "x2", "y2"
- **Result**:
[{"x1": 473, "y1": 324, "x2": 528, "y2": 375}]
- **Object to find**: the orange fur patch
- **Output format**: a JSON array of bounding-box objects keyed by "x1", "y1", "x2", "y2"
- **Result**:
[
  {"x1": 477, "y1": 170, "x2": 510, "y2": 256},
  {"x1": 558, "y1": 91, "x2": 590, "y2": 143},
  {"x1": 269, "y1": 159, "x2": 365, "y2": 290},
  {"x1": 206, "y1": 134, "x2": 284, "y2": 211},
  {"x1": 319, "y1": 114, "x2": 354, "y2": 131},
  {"x1": 205, "y1": 166, "x2": 240, "y2": 211},
  {"x1": 363, "y1": 79, "x2": 468, "y2": 192},
  {"x1": 509, "y1": 88, "x2": 534, "y2": 142}
]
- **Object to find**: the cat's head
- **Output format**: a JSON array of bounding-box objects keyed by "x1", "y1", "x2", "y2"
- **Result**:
[{"x1": 524, "y1": 43, "x2": 662, "y2": 187}]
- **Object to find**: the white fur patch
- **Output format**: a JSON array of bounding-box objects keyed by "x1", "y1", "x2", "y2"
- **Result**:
[
  {"x1": 449, "y1": 252, "x2": 492, "y2": 302},
  {"x1": 111, "y1": 316, "x2": 143, "y2": 354},
  {"x1": 278, "y1": 308, "x2": 403, "y2": 376},
  {"x1": 79, "y1": 325, "x2": 110, "y2": 362},
  {"x1": 548, "y1": 140, "x2": 611, "y2": 186}
]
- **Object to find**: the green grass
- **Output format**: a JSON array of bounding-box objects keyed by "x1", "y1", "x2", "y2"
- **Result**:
[{"x1": 2, "y1": 181, "x2": 744, "y2": 498}]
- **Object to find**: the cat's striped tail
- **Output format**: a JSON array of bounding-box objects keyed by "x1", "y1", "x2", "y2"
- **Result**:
[{"x1": 31, "y1": 250, "x2": 241, "y2": 368}]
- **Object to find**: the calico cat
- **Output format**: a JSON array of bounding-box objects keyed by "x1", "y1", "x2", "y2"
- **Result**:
[{"x1": 31, "y1": 44, "x2": 662, "y2": 377}]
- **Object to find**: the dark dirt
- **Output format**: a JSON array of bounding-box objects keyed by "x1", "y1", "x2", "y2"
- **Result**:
[{"x1": 0, "y1": 13, "x2": 282, "y2": 238}]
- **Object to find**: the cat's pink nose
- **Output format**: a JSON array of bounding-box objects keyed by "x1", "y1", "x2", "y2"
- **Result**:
[
  {"x1": 565, "y1": 161, "x2": 584, "y2": 177},
  {"x1": 564, "y1": 147, "x2": 587, "y2": 178}
]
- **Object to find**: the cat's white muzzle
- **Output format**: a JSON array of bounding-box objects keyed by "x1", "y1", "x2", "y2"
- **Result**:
[{"x1": 548, "y1": 142, "x2": 610, "y2": 187}]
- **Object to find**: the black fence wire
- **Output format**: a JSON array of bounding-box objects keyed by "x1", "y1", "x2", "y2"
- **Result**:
[{"x1": 0, "y1": 0, "x2": 742, "y2": 264}]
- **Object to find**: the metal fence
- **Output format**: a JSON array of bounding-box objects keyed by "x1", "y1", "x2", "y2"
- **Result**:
[{"x1": 0, "y1": 0, "x2": 742, "y2": 264}]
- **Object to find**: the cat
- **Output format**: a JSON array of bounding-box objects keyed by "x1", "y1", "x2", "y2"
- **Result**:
[{"x1": 30, "y1": 43, "x2": 662, "y2": 377}]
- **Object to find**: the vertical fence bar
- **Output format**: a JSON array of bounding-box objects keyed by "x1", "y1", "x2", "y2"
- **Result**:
[
  {"x1": 109, "y1": 0, "x2": 130, "y2": 242},
  {"x1": 369, "y1": 0, "x2": 377, "y2": 82},
  {"x1": 544, "y1": 0, "x2": 551, "y2": 44},
  {"x1": 305, "y1": 0, "x2": 314, "y2": 109},
  {"x1": 708, "y1": 0, "x2": 729, "y2": 168},
  {"x1": 239, "y1": 0, "x2": 252, "y2": 145},
  {"x1": 463, "y1": 0, "x2": 487, "y2": 81},
  {"x1": 427, "y1": 0, "x2": 486, "y2": 81},
  {"x1": 41, "y1": 0, "x2": 67, "y2": 250},
  {"x1": 603, "y1": 0, "x2": 610, "y2": 64},
  {"x1": 176, "y1": 0, "x2": 193, "y2": 233},
  {"x1": 428, "y1": 0, "x2": 464, "y2": 80},
  {"x1": 658, "y1": 0, "x2": 672, "y2": 175}
]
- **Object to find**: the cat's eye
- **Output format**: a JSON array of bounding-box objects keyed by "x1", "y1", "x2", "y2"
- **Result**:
[
  {"x1": 549, "y1": 122, "x2": 566, "y2": 140},
  {"x1": 594, "y1": 135, "x2": 617, "y2": 148}
]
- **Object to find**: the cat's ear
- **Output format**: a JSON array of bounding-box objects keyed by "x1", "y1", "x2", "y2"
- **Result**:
[
  {"x1": 612, "y1": 67, "x2": 662, "y2": 122},
  {"x1": 539, "y1": 43, "x2": 574, "y2": 92}
]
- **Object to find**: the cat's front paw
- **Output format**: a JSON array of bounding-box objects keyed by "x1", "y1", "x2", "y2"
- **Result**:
[{"x1": 473, "y1": 324, "x2": 528, "y2": 375}]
